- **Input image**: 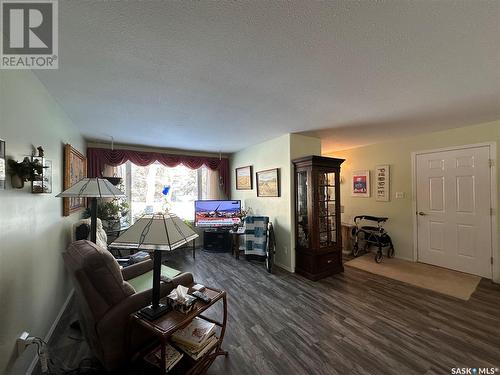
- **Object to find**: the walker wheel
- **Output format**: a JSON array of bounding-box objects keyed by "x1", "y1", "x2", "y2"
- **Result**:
[
  {"x1": 375, "y1": 252, "x2": 383, "y2": 263},
  {"x1": 387, "y1": 246, "x2": 395, "y2": 258},
  {"x1": 352, "y1": 243, "x2": 360, "y2": 257}
]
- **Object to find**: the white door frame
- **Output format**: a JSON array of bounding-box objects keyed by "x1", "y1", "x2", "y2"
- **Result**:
[{"x1": 411, "y1": 142, "x2": 497, "y2": 281}]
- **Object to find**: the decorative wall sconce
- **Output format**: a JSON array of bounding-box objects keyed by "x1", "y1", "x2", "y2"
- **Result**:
[
  {"x1": 32, "y1": 146, "x2": 52, "y2": 194},
  {"x1": 7, "y1": 146, "x2": 51, "y2": 192}
]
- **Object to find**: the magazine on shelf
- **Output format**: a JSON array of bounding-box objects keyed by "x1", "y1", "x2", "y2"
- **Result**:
[
  {"x1": 145, "y1": 343, "x2": 183, "y2": 372},
  {"x1": 171, "y1": 317, "x2": 216, "y2": 347}
]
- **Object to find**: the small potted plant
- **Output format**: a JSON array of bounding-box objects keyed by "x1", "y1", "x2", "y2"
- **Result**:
[
  {"x1": 233, "y1": 206, "x2": 252, "y2": 232},
  {"x1": 84, "y1": 199, "x2": 129, "y2": 230},
  {"x1": 7, "y1": 157, "x2": 44, "y2": 189}
]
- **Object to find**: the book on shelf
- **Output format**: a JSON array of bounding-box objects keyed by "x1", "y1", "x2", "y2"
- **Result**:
[
  {"x1": 145, "y1": 343, "x2": 183, "y2": 373},
  {"x1": 175, "y1": 334, "x2": 219, "y2": 361},
  {"x1": 171, "y1": 317, "x2": 216, "y2": 348}
]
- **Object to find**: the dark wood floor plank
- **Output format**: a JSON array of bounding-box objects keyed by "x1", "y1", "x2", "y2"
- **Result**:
[{"x1": 33, "y1": 249, "x2": 500, "y2": 375}]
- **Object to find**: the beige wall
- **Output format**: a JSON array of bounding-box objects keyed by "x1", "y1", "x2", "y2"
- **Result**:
[
  {"x1": 230, "y1": 134, "x2": 321, "y2": 271},
  {"x1": 0, "y1": 70, "x2": 85, "y2": 374},
  {"x1": 325, "y1": 120, "x2": 500, "y2": 281}
]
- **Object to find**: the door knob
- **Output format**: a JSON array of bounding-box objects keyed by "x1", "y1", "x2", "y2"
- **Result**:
[{"x1": 417, "y1": 211, "x2": 426, "y2": 216}]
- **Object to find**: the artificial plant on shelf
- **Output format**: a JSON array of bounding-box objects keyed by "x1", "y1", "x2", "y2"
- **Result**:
[
  {"x1": 84, "y1": 199, "x2": 129, "y2": 230},
  {"x1": 239, "y1": 206, "x2": 252, "y2": 222},
  {"x1": 231, "y1": 206, "x2": 252, "y2": 231},
  {"x1": 7, "y1": 157, "x2": 44, "y2": 189}
]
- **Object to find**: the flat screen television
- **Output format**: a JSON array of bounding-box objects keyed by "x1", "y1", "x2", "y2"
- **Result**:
[{"x1": 194, "y1": 200, "x2": 241, "y2": 228}]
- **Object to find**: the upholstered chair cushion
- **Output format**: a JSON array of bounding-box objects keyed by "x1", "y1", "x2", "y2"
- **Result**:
[{"x1": 64, "y1": 240, "x2": 135, "y2": 319}]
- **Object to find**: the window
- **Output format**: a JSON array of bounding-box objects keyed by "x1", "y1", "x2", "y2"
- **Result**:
[{"x1": 117, "y1": 162, "x2": 214, "y2": 222}]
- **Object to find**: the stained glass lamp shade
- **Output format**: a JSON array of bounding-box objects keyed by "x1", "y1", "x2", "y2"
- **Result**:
[
  {"x1": 56, "y1": 178, "x2": 125, "y2": 243},
  {"x1": 109, "y1": 212, "x2": 198, "y2": 320}
]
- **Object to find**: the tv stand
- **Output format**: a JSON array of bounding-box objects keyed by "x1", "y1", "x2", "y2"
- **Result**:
[{"x1": 203, "y1": 229, "x2": 232, "y2": 253}]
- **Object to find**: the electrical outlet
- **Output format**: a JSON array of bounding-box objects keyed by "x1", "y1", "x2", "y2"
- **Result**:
[
  {"x1": 340, "y1": 205, "x2": 345, "y2": 213},
  {"x1": 395, "y1": 192, "x2": 405, "y2": 199}
]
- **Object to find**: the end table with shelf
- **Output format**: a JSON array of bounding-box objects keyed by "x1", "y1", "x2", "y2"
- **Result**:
[{"x1": 128, "y1": 285, "x2": 228, "y2": 374}]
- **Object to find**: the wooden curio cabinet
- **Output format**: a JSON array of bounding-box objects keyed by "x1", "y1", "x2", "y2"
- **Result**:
[{"x1": 293, "y1": 156, "x2": 344, "y2": 281}]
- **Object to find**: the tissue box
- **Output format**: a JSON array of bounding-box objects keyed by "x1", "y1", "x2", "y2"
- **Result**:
[
  {"x1": 167, "y1": 294, "x2": 197, "y2": 314},
  {"x1": 166, "y1": 285, "x2": 197, "y2": 314}
]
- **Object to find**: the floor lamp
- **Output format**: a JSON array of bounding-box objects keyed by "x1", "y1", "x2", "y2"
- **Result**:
[
  {"x1": 56, "y1": 178, "x2": 125, "y2": 243},
  {"x1": 109, "y1": 212, "x2": 198, "y2": 320}
]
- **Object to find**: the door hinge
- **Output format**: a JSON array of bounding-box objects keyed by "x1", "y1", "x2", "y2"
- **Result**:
[
  {"x1": 489, "y1": 159, "x2": 495, "y2": 168},
  {"x1": 491, "y1": 257, "x2": 494, "y2": 265},
  {"x1": 491, "y1": 208, "x2": 496, "y2": 216}
]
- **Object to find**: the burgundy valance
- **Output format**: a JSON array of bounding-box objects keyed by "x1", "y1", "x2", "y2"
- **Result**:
[{"x1": 87, "y1": 147, "x2": 230, "y2": 197}]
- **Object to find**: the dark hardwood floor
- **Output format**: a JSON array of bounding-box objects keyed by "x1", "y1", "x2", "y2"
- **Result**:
[{"x1": 35, "y1": 250, "x2": 500, "y2": 375}]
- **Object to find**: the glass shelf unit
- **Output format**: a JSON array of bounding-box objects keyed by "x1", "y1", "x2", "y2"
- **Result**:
[{"x1": 293, "y1": 156, "x2": 344, "y2": 281}]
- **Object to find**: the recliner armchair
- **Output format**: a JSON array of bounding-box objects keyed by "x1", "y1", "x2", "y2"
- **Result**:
[{"x1": 63, "y1": 240, "x2": 194, "y2": 371}]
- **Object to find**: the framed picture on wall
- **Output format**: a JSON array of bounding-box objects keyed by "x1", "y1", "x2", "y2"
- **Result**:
[
  {"x1": 63, "y1": 144, "x2": 87, "y2": 216},
  {"x1": 236, "y1": 165, "x2": 253, "y2": 190},
  {"x1": 375, "y1": 165, "x2": 390, "y2": 201},
  {"x1": 351, "y1": 170, "x2": 370, "y2": 197},
  {"x1": 256, "y1": 168, "x2": 280, "y2": 197}
]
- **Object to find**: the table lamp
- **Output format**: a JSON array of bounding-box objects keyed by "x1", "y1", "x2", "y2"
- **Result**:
[
  {"x1": 109, "y1": 212, "x2": 198, "y2": 320},
  {"x1": 56, "y1": 178, "x2": 125, "y2": 243}
]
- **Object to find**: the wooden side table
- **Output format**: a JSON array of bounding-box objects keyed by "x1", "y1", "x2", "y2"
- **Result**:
[
  {"x1": 229, "y1": 227, "x2": 245, "y2": 259},
  {"x1": 129, "y1": 286, "x2": 228, "y2": 374},
  {"x1": 341, "y1": 222, "x2": 355, "y2": 255}
]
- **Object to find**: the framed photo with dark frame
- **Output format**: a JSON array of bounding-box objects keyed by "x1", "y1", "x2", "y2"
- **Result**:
[
  {"x1": 63, "y1": 144, "x2": 87, "y2": 216},
  {"x1": 256, "y1": 168, "x2": 280, "y2": 197},
  {"x1": 236, "y1": 165, "x2": 253, "y2": 190}
]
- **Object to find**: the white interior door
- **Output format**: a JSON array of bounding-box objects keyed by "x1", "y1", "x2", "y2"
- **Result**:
[{"x1": 416, "y1": 146, "x2": 492, "y2": 278}]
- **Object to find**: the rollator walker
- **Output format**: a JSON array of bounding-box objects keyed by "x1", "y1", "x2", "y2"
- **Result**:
[{"x1": 351, "y1": 215, "x2": 394, "y2": 263}]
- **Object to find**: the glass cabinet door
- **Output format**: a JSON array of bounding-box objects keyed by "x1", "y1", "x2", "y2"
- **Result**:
[
  {"x1": 318, "y1": 171, "x2": 336, "y2": 248},
  {"x1": 296, "y1": 170, "x2": 309, "y2": 248}
]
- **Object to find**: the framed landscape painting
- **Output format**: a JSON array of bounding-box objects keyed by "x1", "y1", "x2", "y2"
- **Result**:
[
  {"x1": 236, "y1": 165, "x2": 252, "y2": 190},
  {"x1": 351, "y1": 170, "x2": 370, "y2": 197},
  {"x1": 63, "y1": 144, "x2": 87, "y2": 216},
  {"x1": 256, "y1": 168, "x2": 280, "y2": 197}
]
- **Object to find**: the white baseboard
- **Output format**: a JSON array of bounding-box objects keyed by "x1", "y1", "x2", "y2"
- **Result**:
[
  {"x1": 394, "y1": 255, "x2": 416, "y2": 262},
  {"x1": 26, "y1": 289, "x2": 74, "y2": 375},
  {"x1": 274, "y1": 261, "x2": 294, "y2": 273}
]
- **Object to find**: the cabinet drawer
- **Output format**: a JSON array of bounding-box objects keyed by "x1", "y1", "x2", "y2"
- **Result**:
[{"x1": 318, "y1": 252, "x2": 338, "y2": 271}]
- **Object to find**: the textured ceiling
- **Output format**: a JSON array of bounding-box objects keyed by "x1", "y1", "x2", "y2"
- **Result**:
[{"x1": 34, "y1": 1, "x2": 500, "y2": 153}]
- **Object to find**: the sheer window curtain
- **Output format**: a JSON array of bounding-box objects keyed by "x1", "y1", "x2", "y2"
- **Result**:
[
  {"x1": 205, "y1": 168, "x2": 224, "y2": 200},
  {"x1": 105, "y1": 163, "x2": 225, "y2": 217}
]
